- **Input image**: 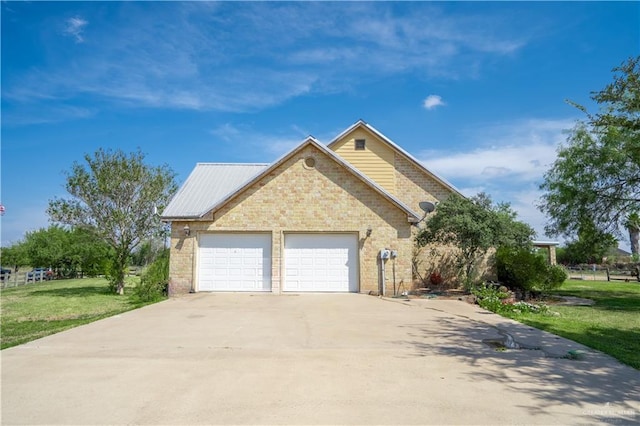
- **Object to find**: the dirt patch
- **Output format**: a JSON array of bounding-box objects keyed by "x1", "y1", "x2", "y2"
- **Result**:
[{"x1": 550, "y1": 296, "x2": 595, "y2": 306}]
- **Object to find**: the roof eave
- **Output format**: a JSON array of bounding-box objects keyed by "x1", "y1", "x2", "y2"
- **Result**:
[{"x1": 159, "y1": 215, "x2": 202, "y2": 221}]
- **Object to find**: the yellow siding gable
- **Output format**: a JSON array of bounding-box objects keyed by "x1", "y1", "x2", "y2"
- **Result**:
[{"x1": 330, "y1": 128, "x2": 396, "y2": 194}]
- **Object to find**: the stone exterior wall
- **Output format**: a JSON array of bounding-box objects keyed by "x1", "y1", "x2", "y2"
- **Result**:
[
  {"x1": 412, "y1": 243, "x2": 497, "y2": 289},
  {"x1": 394, "y1": 153, "x2": 454, "y2": 214},
  {"x1": 169, "y1": 144, "x2": 414, "y2": 295}
]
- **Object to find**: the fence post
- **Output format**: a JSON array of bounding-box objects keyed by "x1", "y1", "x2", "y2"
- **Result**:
[{"x1": 606, "y1": 267, "x2": 611, "y2": 282}]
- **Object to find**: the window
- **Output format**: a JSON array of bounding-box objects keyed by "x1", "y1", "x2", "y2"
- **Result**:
[{"x1": 355, "y1": 139, "x2": 366, "y2": 150}]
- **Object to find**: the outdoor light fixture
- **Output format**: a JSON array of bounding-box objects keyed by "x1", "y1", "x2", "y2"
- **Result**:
[
  {"x1": 366, "y1": 226, "x2": 373, "y2": 237},
  {"x1": 183, "y1": 224, "x2": 191, "y2": 236}
]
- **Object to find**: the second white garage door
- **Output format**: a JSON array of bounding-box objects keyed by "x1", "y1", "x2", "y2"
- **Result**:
[
  {"x1": 198, "y1": 233, "x2": 271, "y2": 292},
  {"x1": 283, "y1": 233, "x2": 358, "y2": 292}
]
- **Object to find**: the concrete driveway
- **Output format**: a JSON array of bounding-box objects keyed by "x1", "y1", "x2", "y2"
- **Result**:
[{"x1": 2, "y1": 294, "x2": 639, "y2": 425}]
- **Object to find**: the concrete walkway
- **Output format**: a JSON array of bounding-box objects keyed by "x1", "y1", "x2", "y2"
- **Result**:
[{"x1": 2, "y1": 293, "x2": 639, "y2": 425}]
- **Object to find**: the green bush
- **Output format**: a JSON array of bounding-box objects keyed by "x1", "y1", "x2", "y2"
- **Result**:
[
  {"x1": 496, "y1": 247, "x2": 566, "y2": 295},
  {"x1": 133, "y1": 250, "x2": 169, "y2": 302},
  {"x1": 541, "y1": 265, "x2": 568, "y2": 292}
]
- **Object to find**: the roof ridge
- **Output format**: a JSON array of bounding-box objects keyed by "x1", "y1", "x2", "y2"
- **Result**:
[{"x1": 195, "y1": 162, "x2": 270, "y2": 166}]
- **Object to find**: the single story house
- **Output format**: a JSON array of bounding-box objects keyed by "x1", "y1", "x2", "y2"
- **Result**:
[{"x1": 161, "y1": 120, "x2": 462, "y2": 295}]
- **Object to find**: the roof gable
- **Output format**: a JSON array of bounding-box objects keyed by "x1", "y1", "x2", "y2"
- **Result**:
[
  {"x1": 329, "y1": 126, "x2": 397, "y2": 194},
  {"x1": 328, "y1": 120, "x2": 463, "y2": 197}
]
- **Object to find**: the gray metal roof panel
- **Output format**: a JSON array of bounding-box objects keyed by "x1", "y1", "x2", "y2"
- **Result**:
[{"x1": 161, "y1": 163, "x2": 268, "y2": 218}]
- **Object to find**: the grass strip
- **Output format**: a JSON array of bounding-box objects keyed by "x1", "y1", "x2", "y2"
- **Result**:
[
  {"x1": 1, "y1": 277, "x2": 158, "y2": 349},
  {"x1": 504, "y1": 280, "x2": 640, "y2": 369}
]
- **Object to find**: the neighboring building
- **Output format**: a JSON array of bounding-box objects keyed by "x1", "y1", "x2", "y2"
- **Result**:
[{"x1": 161, "y1": 120, "x2": 461, "y2": 295}]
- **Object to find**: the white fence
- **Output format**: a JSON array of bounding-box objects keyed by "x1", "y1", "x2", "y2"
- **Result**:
[
  {"x1": 566, "y1": 265, "x2": 640, "y2": 282},
  {"x1": 0, "y1": 270, "x2": 53, "y2": 289}
]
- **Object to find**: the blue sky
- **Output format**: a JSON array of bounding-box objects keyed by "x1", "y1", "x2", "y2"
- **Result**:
[{"x1": 2, "y1": 1, "x2": 638, "y2": 249}]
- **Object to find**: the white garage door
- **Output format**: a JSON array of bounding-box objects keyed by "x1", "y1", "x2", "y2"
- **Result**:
[
  {"x1": 198, "y1": 233, "x2": 271, "y2": 292},
  {"x1": 284, "y1": 233, "x2": 358, "y2": 292}
]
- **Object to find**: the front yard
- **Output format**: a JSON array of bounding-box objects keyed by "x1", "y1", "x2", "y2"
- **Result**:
[
  {"x1": 3, "y1": 276, "x2": 638, "y2": 370},
  {"x1": 503, "y1": 280, "x2": 640, "y2": 369},
  {"x1": 0, "y1": 277, "x2": 158, "y2": 349}
]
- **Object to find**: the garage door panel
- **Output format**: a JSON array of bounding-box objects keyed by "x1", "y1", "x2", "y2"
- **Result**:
[
  {"x1": 198, "y1": 233, "x2": 271, "y2": 292},
  {"x1": 284, "y1": 234, "x2": 358, "y2": 292}
]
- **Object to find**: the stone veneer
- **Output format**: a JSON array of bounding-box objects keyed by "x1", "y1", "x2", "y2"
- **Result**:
[
  {"x1": 393, "y1": 152, "x2": 454, "y2": 214},
  {"x1": 169, "y1": 144, "x2": 416, "y2": 295}
]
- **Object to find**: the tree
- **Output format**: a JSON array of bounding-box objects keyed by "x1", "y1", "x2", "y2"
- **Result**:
[
  {"x1": 19, "y1": 226, "x2": 113, "y2": 278},
  {"x1": 540, "y1": 57, "x2": 640, "y2": 242},
  {"x1": 416, "y1": 193, "x2": 535, "y2": 287},
  {"x1": 22, "y1": 226, "x2": 70, "y2": 272},
  {"x1": 557, "y1": 221, "x2": 617, "y2": 265},
  {"x1": 0, "y1": 242, "x2": 29, "y2": 272},
  {"x1": 48, "y1": 149, "x2": 177, "y2": 294},
  {"x1": 66, "y1": 227, "x2": 113, "y2": 277}
]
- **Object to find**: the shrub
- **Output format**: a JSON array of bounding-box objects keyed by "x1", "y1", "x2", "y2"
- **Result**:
[
  {"x1": 471, "y1": 283, "x2": 555, "y2": 316},
  {"x1": 496, "y1": 247, "x2": 566, "y2": 295},
  {"x1": 133, "y1": 250, "x2": 169, "y2": 302},
  {"x1": 471, "y1": 283, "x2": 510, "y2": 313},
  {"x1": 541, "y1": 265, "x2": 568, "y2": 292}
]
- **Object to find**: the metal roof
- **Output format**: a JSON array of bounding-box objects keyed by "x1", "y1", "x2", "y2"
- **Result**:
[
  {"x1": 161, "y1": 163, "x2": 268, "y2": 219},
  {"x1": 161, "y1": 137, "x2": 422, "y2": 221},
  {"x1": 161, "y1": 120, "x2": 457, "y2": 220},
  {"x1": 532, "y1": 240, "x2": 560, "y2": 246}
]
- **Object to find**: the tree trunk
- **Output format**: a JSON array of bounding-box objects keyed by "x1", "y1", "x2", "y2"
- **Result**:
[
  {"x1": 629, "y1": 228, "x2": 639, "y2": 256},
  {"x1": 111, "y1": 250, "x2": 129, "y2": 295}
]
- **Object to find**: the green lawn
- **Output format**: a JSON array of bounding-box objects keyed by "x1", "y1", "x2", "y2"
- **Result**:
[
  {"x1": 507, "y1": 280, "x2": 640, "y2": 369},
  {"x1": 0, "y1": 277, "x2": 159, "y2": 349}
]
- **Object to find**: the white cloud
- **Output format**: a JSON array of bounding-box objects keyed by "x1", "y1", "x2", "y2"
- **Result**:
[
  {"x1": 64, "y1": 16, "x2": 88, "y2": 43},
  {"x1": 419, "y1": 118, "x2": 576, "y2": 239},
  {"x1": 421, "y1": 118, "x2": 573, "y2": 182},
  {"x1": 425, "y1": 142, "x2": 557, "y2": 182},
  {"x1": 5, "y1": 3, "x2": 535, "y2": 116},
  {"x1": 423, "y1": 95, "x2": 445, "y2": 110},
  {"x1": 3, "y1": 105, "x2": 94, "y2": 126}
]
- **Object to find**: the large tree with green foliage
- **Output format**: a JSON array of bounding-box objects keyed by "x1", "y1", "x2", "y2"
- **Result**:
[
  {"x1": 540, "y1": 57, "x2": 640, "y2": 250},
  {"x1": 556, "y1": 221, "x2": 618, "y2": 265},
  {"x1": 19, "y1": 226, "x2": 113, "y2": 277},
  {"x1": 416, "y1": 193, "x2": 535, "y2": 287},
  {"x1": 48, "y1": 149, "x2": 177, "y2": 294},
  {"x1": 0, "y1": 243, "x2": 29, "y2": 272}
]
